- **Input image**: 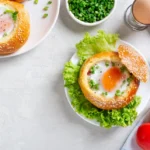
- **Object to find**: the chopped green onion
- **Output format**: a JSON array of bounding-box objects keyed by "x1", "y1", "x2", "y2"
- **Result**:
[
  {"x1": 47, "y1": 1, "x2": 52, "y2": 5},
  {"x1": 95, "y1": 65, "x2": 99, "y2": 69},
  {"x1": 68, "y1": 0, "x2": 114, "y2": 23},
  {"x1": 3, "y1": 33, "x2": 7, "y2": 37},
  {"x1": 34, "y1": 0, "x2": 38, "y2": 4},
  {"x1": 4, "y1": 10, "x2": 18, "y2": 21},
  {"x1": 90, "y1": 66, "x2": 95, "y2": 74},
  {"x1": 89, "y1": 80, "x2": 99, "y2": 90},
  {"x1": 43, "y1": 6, "x2": 49, "y2": 11},
  {"x1": 43, "y1": 13, "x2": 48, "y2": 18},
  {"x1": 105, "y1": 61, "x2": 109, "y2": 67},
  {"x1": 4, "y1": 10, "x2": 14, "y2": 14},
  {"x1": 127, "y1": 76, "x2": 133, "y2": 86},
  {"x1": 115, "y1": 90, "x2": 124, "y2": 96},
  {"x1": 102, "y1": 92, "x2": 108, "y2": 96},
  {"x1": 120, "y1": 66, "x2": 126, "y2": 73}
]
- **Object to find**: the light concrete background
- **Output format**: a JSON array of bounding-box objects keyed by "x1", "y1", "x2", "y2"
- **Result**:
[{"x1": 0, "y1": 0, "x2": 149, "y2": 149}]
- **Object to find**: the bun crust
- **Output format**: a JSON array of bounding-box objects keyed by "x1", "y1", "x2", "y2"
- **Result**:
[
  {"x1": 79, "y1": 52, "x2": 140, "y2": 110},
  {"x1": 118, "y1": 45, "x2": 149, "y2": 82},
  {"x1": 0, "y1": 0, "x2": 30, "y2": 55}
]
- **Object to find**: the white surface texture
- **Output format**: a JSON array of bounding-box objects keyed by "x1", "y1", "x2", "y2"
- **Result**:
[{"x1": 0, "y1": 0, "x2": 150, "y2": 150}]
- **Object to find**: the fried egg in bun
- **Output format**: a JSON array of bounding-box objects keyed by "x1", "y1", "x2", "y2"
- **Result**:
[
  {"x1": 79, "y1": 45, "x2": 149, "y2": 110},
  {"x1": 0, "y1": 0, "x2": 30, "y2": 55}
]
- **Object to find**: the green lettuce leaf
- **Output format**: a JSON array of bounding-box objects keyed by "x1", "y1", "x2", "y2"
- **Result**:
[
  {"x1": 76, "y1": 30, "x2": 119, "y2": 59},
  {"x1": 63, "y1": 30, "x2": 141, "y2": 128}
]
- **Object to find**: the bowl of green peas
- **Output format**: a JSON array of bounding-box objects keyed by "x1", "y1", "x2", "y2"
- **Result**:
[{"x1": 66, "y1": 0, "x2": 116, "y2": 26}]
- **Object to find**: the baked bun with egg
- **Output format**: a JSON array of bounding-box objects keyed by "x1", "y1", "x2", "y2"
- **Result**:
[
  {"x1": 79, "y1": 52, "x2": 140, "y2": 110},
  {"x1": 0, "y1": 0, "x2": 30, "y2": 55}
]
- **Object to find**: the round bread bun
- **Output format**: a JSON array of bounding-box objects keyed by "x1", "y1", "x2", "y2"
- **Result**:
[
  {"x1": 118, "y1": 45, "x2": 149, "y2": 83},
  {"x1": 0, "y1": 0, "x2": 30, "y2": 55},
  {"x1": 79, "y1": 52, "x2": 140, "y2": 110}
]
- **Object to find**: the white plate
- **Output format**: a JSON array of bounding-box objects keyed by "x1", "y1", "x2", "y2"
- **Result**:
[
  {"x1": 0, "y1": 0, "x2": 60, "y2": 58},
  {"x1": 64, "y1": 39, "x2": 150, "y2": 126}
]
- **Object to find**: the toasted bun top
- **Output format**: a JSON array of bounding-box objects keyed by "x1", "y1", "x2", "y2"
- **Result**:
[{"x1": 118, "y1": 45, "x2": 149, "y2": 82}]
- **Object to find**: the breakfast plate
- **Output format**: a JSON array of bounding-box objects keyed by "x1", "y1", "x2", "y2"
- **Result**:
[
  {"x1": 64, "y1": 39, "x2": 150, "y2": 126},
  {"x1": 0, "y1": 0, "x2": 60, "y2": 58}
]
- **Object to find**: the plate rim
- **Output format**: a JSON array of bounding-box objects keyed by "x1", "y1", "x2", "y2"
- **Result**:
[
  {"x1": 0, "y1": 0, "x2": 60, "y2": 58},
  {"x1": 64, "y1": 39, "x2": 150, "y2": 127}
]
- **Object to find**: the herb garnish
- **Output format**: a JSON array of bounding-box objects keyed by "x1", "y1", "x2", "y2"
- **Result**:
[
  {"x1": 43, "y1": 6, "x2": 49, "y2": 11},
  {"x1": 3, "y1": 33, "x2": 7, "y2": 37},
  {"x1": 115, "y1": 90, "x2": 124, "y2": 96},
  {"x1": 120, "y1": 66, "x2": 126, "y2": 73},
  {"x1": 89, "y1": 80, "x2": 99, "y2": 90},
  {"x1": 47, "y1": 1, "x2": 52, "y2": 5},
  {"x1": 90, "y1": 66, "x2": 95, "y2": 74},
  {"x1": 105, "y1": 61, "x2": 109, "y2": 67},
  {"x1": 127, "y1": 76, "x2": 133, "y2": 86},
  {"x1": 68, "y1": 0, "x2": 114, "y2": 23},
  {"x1": 4, "y1": 10, "x2": 18, "y2": 22},
  {"x1": 34, "y1": 0, "x2": 38, "y2": 4},
  {"x1": 43, "y1": 13, "x2": 48, "y2": 18},
  {"x1": 102, "y1": 92, "x2": 108, "y2": 96}
]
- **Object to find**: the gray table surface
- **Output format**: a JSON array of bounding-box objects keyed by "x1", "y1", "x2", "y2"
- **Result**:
[{"x1": 0, "y1": 0, "x2": 150, "y2": 149}]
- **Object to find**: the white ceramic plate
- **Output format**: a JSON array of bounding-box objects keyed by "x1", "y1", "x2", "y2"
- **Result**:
[
  {"x1": 64, "y1": 39, "x2": 150, "y2": 126},
  {"x1": 0, "y1": 0, "x2": 60, "y2": 58}
]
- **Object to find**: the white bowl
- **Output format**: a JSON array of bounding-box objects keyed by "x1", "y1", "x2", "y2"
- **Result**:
[{"x1": 65, "y1": 0, "x2": 117, "y2": 26}]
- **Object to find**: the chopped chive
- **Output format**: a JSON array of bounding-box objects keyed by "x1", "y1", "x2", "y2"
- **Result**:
[
  {"x1": 115, "y1": 90, "x2": 124, "y2": 96},
  {"x1": 34, "y1": 0, "x2": 38, "y2": 4},
  {"x1": 95, "y1": 65, "x2": 99, "y2": 69},
  {"x1": 89, "y1": 80, "x2": 99, "y2": 90},
  {"x1": 90, "y1": 66, "x2": 95, "y2": 74},
  {"x1": 4, "y1": 10, "x2": 14, "y2": 14},
  {"x1": 105, "y1": 61, "x2": 109, "y2": 67},
  {"x1": 102, "y1": 92, "x2": 108, "y2": 96},
  {"x1": 43, "y1": 13, "x2": 48, "y2": 18},
  {"x1": 43, "y1": 6, "x2": 49, "y2": 11},
  {"x1": 4, "y1": 10, "x2": 18, "y2": 21},
  {"x1": 47, "y1": 1, "x2": 52, "y2": 5},
  {"x1": 120, "y1": 66, "x2": 126, "y2": 73},
  {"x1": 127, "y1": 76, "x2": 133, "y2": 86},
  {"x1": 121, "y1": 80, "x2": 126, "y2": 87},
  {"x1": 3, "y1": 33, "x2": 7, "y2": 37},
  {"x1": 68, "y1": 0, "x2": 114, "y2": 23}
]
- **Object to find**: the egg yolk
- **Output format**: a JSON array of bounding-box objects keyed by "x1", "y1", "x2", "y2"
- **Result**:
[{"x1": 102, "y1": 67, "x2": 123, "y2": 92}]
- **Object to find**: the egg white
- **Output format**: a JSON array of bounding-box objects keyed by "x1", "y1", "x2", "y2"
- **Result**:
[
  {"x1": 88, "y1": 61, "x2": 130, "y2": 98},
  {"x1": 0, "y1": 5, "x2": 15, "y2": 39}
]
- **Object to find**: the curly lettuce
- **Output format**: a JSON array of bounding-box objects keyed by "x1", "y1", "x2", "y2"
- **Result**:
[
  {"x1": 76, "y1": 30, "x2": 119, "y2": 59},
  {"x1": 63, "y1": 30, "x2": 141, "y2": 128}
]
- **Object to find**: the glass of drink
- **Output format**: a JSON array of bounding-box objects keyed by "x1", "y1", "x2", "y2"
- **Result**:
[{"x1": 124, "y1": 0, "x2": 150, "y2": 31}]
